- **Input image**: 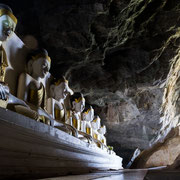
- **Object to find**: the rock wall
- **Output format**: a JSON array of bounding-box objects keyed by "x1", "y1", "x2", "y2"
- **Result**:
[{"x1": 131, "y1": 126, "x2": 180, "y2": 168}]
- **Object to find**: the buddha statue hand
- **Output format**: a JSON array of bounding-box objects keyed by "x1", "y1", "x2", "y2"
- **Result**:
[
  {"x1": 8, "y1": 94, "x2": 30, "y2": 108},
  {"x1": 37, "y1": 108, "x2": 54, "y2": 126},
  {"x1": 0, "y1": 83, "x2": 30, "y2": 108},
  {"x1": 0, "y1": 82, "x2": 9, "y2": 100}
]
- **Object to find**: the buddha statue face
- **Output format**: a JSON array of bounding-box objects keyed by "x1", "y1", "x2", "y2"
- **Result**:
[
  {"x1": 27, "y1": 49, "x2": 51, "y2": 80},
  {"x1": 0, "y1": 5, "x2": 17, "y2": 42},
  {"x1": 50, "y1": 78, "x2": 73, "y2": 101},
  {"x1": 72, "y1": 96, "x2": 85, "y2": 113},
  {"x1": 31, "y1": 57, "x2": 50, "y2": 79},
  {"x1": 98, "y1": 125, "x2": 106, "y2": 135},
  {"x1": 91, "y1": 116, "x2": 101, "y2": 130},
  {"x1": 83, "y1": 106, "x2": 94, "y2": 122}
]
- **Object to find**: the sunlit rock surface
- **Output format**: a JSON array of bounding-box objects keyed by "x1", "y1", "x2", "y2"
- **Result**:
[
  {"x1": 4, "y1": 0, "x2": 180, "y2": 166},
  {"x1": 131, "y1": 126, "x2": 180, "y2": 168}
]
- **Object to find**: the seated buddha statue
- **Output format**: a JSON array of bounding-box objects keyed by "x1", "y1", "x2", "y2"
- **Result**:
[
  {"x1": 0, "y1": 4, "x2": 17, "y2": 108},
  {"x1": 91, "y1": 115, "x2": 101, "y2": 141},
  {"x1": 47, "y1": 76, "x2": 73, "y2": 124},
  {"x1": 70, "y1": 92, "x2": 85, "y2": 131},
  {"x1": 98, "y1": 125, "x2": 107, "y2": 146},
  {"x1": 82, "y1": 105, "x2": 94, "y2": 137},
  {"x1": 46, "y1": 76, "x2": 78, "y2": 136},
  {"x1": 13, "y1": 48, "x2": 52, "y2": 124}
]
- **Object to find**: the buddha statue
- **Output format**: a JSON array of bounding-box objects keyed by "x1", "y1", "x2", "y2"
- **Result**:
[
  {"x1": 70, "y1": 92, "x2": 85, "y2": 131},
  {"x1": 98, "y1": 125, "x2": 107, "y2": 146},
  {"x1": 47, "y1": 77, "x2": 79, "y2": 136},
  {"x1": 0, "y1": 4, "x2": 17, "y2": 107},
  {"x1": 47, "y1": 76, "x2": 73, "y2": 124},
  {"x1": 82, "y1": 105, "x2": 94, "y2": 136},
  {"x1": 91, "y1": 116, "x2": 101, "y2": 141},
  {"x1": 14, "y1": 48, "x2": 52, "y2": 124}
]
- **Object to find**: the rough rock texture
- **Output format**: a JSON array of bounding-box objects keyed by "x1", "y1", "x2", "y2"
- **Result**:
[
  {"x1": 131, "y1": 126, "x2": 180, "y2": 168},
  {"x1": 168, "y1": 154, "x2": 180, "y2": 170},
  {"x1": 153, "y1": 50, "x2": 180, "y2": 143},
  {"x1": 131, "y1": 42, "x2": 180, "y2": 169},
  {"x1": 3, "y1": 0, "x2": 180, "y2": 167}
]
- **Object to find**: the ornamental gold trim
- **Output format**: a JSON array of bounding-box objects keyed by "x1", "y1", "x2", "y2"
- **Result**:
[
  {"x1": 75, "y1": 97, "x2": 82, "y2": 103},
  {"x1": 32, "y1": 54, "x2": 51, "y2": 63},
  {"x1": 54, "y1": 79, "x2": 68, "y2": 86},
  {"x1": 0, "y1": 9, "x2": 17, "y2": 24}
]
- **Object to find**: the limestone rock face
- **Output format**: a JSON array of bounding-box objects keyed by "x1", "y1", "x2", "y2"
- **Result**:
[
  {"x1": 168, "y1": 154, "x2": 180, "y2": 170},
  {"x1": 131, "y1": 47, "x2": 180, "y2": 169},
  {"x1": 151, "y1": 51, "x2": 180, "y2": 144},
  {"x1": 131, "y1": 126, "x2": 180, "y2": 168},
  {"x1": 5, "y1": 0, "x2": 180, "y2": 166}
]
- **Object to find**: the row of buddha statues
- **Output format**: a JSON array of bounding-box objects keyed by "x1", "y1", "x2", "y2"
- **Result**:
[{"x1": 0, "y1": 3, "x2": 113, "y2": 153}]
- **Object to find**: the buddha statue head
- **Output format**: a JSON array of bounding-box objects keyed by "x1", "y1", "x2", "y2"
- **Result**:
[
  {"x1": 83, "y1": 104, "x2": 94, "y2": 122},
  {"x1": 91, "y1": 115, "x2": 101, "y2": 130},
  {"x1": 50, "y1": 76, "x2": 73, "y2": 101},
  {"x1": 0, "y1": 4, "x2": 17, "y2": 42},
  {"x1": 26, "y1": 48, "x2": 51, "y2": 80},
  {"x1": 98, "y1": 125, "x2": 106, "y2": 135},
  {"x1": 70, "y1": 92, "x2": 85, "y2": 113}
]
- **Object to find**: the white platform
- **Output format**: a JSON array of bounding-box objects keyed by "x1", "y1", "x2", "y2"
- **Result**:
[{"x1": 0, "y1": 107, "x2": 122, "y2": 179}]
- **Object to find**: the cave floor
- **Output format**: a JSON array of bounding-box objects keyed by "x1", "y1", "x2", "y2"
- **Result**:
[{"x1": 42, "y1": 168, "x2": 180, "y2": 180}]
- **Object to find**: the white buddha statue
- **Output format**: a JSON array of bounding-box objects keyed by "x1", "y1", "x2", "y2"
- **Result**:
[
  {"x1": 70, "y1": 92, "x2": 85, "y2": 131},
  {"x1": 98, "y1": 125, "x2": 107, "y2": 146},
  {"x1": 13, "y1": 48, "x2": 52, "y2": 124},
  {"x1": 0, "y1": 4, "x2": 17, "y2": 107},
  {"x1": 47, "y1": 77, "x2": 79, "y2": 136},
  {"x1": 47, "y1": 76, "x2": 73, "y2": 124},
  {"x1": 82, "y1": 105, "x2": 94, "y2": 136},
  {"x1": 0, "y1": 4, "x2": 31, "y2": 110},
  {"x1": 91, "y1": 116, "x2": 101, "y2": 141}
]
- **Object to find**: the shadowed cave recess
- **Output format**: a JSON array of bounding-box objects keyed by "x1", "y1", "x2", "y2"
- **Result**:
[{"x1": 3, "y1": 0, "x2": 180, "y2": 167}]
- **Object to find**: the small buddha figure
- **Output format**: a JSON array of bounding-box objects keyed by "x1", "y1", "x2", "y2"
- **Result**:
[
  {"x1": 70, "y1": 92, "x2": 85, "y2": 131},
  {"x1": 91, "y1": 116, "x2": 101, "y2": 141},
  {"x1": 47, "y1": 76, "x2": 73, "y2": 124},
  {"x1": 15, "y1": 48, "x2": 52, "y2": 124},
  {"x1": 98, "y1": 125, "x2": 107, "y2": 146},
  {"x1": 0, "y1": 4, "x2": 17, "y2": 107},
  {"x1": 82, "y1": 105, "x2": 94, "y2": 136}
]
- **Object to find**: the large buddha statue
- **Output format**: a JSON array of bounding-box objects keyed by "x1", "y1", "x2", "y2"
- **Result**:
[
  {"x1": 82, "y1": 105, "x2": 94, "y2": 136},
  {"x1": 0, "y1": 4, "x2": 17, "y2": 107},
  {"x1": 70, "y1": 92, "x2": 85, "y2": 131},
  {"x1": 14, "y1": 48, "x2": 52, "y2": 124}
]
